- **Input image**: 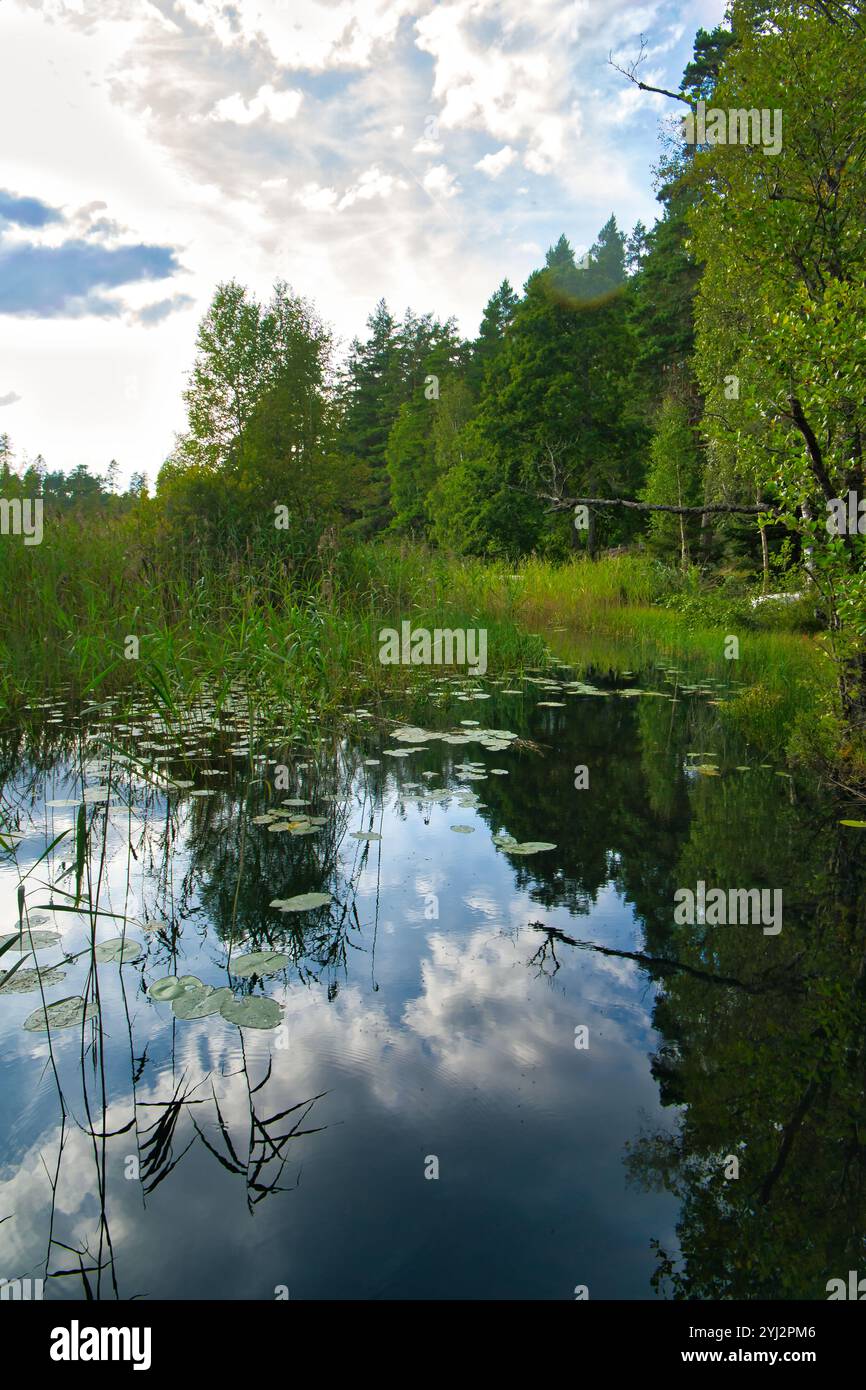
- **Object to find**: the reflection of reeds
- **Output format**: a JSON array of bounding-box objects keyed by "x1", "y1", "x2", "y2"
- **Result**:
[
  {"x1": 191, "y1": 1061, "x2": 328, "y2": 1213},
  {"x1": 1, "y1": 710, "x2": 341, "y2": 1296}
]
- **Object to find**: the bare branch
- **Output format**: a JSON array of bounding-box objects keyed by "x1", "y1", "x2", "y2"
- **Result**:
[
  {"x1": 608, "y1": 37, "x2": 694, "y2": 108},
  {"x1": 545, "y1": 495, "x2": 781, "y2": 517}
]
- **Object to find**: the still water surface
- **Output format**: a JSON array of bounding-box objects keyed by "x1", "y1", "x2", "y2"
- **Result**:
[{"x1": 1, "y1": 654, "x2": 863, "y2": 1300}]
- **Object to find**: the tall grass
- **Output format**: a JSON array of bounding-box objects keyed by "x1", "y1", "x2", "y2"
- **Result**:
[
  {"x1": 0, "y1": 517, "x2": 546, "y2": 716},
  {"x1": 0, "y1": 516, "x2": 833, "y2": 762}
]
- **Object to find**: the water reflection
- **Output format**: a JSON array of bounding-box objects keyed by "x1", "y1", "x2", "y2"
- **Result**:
[{"x1": 1, "y1": 663, "x2": 864, "y2": 1299}]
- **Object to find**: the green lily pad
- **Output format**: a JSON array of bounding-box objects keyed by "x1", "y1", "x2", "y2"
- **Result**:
[
  {"x1": 231, "y1": 951, "x2": 290, "y2": 978},
  {"x1": 219, "y1": 994, "x2": 282, "y2": 1029},
  {"x1": 269, "y1": 892, "x2": 332, "y2": 912},
  {"x1": 23, "y1": 995, "x2": 98, "y2": 1031},
  {"x1": 0, "y1": 964, "x2": 67, "y2": 994},
  {"x1": 172, "y1": 985, "x2": 233, "y2": 1019},
  {"x1": 0, "y1": 930, "x2": 61, "y2": 952},
  {"x1": 351, "y1": 831, "x2": 381, "y2": 841},
  {"x1": 148, "y1": 975, "x2": 187, "y2": 1001},
  {"x1": 450, "y1": 824, "x2": 475, "y2": 833},
  {"x1": 94, "y1": 937, "x2": 143, "y2": 964},
  {"x1": 839, "y1": 819, "x2": 866, "y2": 828}
]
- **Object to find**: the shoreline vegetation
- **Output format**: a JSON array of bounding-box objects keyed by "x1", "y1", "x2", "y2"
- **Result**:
[{"x1": 0, "y1": 521, "x2": 834, "y2": 772}]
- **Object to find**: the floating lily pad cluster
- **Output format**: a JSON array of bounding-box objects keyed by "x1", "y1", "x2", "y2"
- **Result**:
[
  {"x1": 385, "y1": 724, "x2": 519, "y2": 756},
  {"x1": 252, "y1": 802, "x2": 327, "y2": 836},
  {"x1": 1, "y1": 910, "x2": 145, "y2": 1031},
  {"x1": 147, "y1": 972, "x2": 282, "y2": 1028}
]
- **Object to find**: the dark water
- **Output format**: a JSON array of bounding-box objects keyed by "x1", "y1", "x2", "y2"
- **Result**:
[{"x1": 1, "y1": 657, "x2": 865, "y2": 1301}]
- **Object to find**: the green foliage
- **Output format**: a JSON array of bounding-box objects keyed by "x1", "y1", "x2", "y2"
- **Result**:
[
  {"x1": 687, "y1": 0, "x2": 866, "y2": 720},
  {"x1": 641, "y1": 393, "x2": 703, "y2": 562}
]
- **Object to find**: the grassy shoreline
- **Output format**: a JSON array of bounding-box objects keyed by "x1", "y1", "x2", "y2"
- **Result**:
[{"x1": 0, "y1": 521, "x2": 833, "y2": 763}]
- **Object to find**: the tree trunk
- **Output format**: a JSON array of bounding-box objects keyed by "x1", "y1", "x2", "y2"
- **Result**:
[
  {"x1": 757, "y1": 490, "x2": 770, "y2": 592},
  {"x1": 587, "y1": 506, "x2": 597, "y2": 560},
  {"x1": 841, "y1": 650, "x2": 866, "y2": 734}
]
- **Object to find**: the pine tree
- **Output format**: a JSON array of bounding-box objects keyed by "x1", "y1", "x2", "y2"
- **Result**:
[
  {"x1": 467, "y1": 280, "x2": 518, "y2": 394},
  {"x1": 338, "y1": 299, "x2": 402, "y2": 533}
]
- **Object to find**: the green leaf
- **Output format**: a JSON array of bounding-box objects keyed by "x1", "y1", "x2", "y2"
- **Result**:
[
  {"x1": 219, "y1": 995, "x2": 282, "y2": 1029},
  {"x1": 231, "y1": 951, "x2": 290, "y2": 978},
  {"x1": 23, "y1": 996, "x2": 98, "y2": 1031},
  {"x1": 94, "y1": 937, "x2": 143, "y2": 964}
]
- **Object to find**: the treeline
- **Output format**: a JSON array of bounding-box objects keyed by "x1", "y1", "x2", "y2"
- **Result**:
[
  {"x1": 154, "y1": 205, "x2": 700, "y2": 561},
  {"x1": 0, "y1": 434, "x2": 147, "y2": 514}
]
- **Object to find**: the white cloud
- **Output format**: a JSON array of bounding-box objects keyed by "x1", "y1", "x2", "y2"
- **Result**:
[
  {"x1": 208, "y1": 84, "x2": 303, "y2": 126},
  {"x1": 474, "y1": 145, "x2": 516, "y2": 178},
  {"x1": 412, "y1": 134, "x2": 443, "y2": 156},
  {"x1": 176, "y1": 0, "x2": 419, "y2": 71},
  {"x1": 0, "y1": 391, "x2": 22, "y2": 407},
  {"x1": 296, "y1": 181, "x2": 339, "y2": 212},
  {"x1": 421, "y1": 163, "x2": 459, "y2": 200},
  {"x1": 337, "y1": 165, "x2": 406, "y2": 210}
]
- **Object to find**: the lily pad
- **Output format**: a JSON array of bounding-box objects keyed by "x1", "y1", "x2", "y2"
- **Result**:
[
  {"x1": 839, "y1": 819, "x2": 866, "y2": 829},
  {"x1": 23, "y1": 995, "x2": 99, "y2": 1031},
  {"x1": 0, "y1": 963, "x2": 67, "y2": 994},
  {"x1": 231, "y1": 950, "x2": 290, "y2": 978},
  {"x1": 172, "y1": 984, "x2": 233, "y2": 1019},
  {"x1": 0, "y1": 930, "x2": 61, "y2": 952},
  {"x1": 219, "y1": 994, "x2": 282, "y2": 1029},
  {"x1": 148, "y1": 975, "x2": 187, "y2": 1001},
  {"x1": 351, "y1": 831, "x2": 381, "y2": 841},
  {"x1": 501, "y1": 840, "x2": 557, "y2": 855},
  {"x1": 269, "y1": 892, "x2": 332, "y2": 912},
  {"x1": 450, "y1": 824, "x2": 475, "y2": 833},
  {"x1": 94, "y1": 937, "x2": 143, "y2": 964}
]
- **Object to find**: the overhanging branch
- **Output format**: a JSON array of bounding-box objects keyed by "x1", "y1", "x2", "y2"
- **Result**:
[{"x1": 547, "y1": 496, "x2": 782, "y2": 517}]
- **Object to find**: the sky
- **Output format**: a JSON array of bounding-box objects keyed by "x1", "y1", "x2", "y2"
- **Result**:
[{"x1": 0, "y1": 0, "x2": 725, "y2": 487}]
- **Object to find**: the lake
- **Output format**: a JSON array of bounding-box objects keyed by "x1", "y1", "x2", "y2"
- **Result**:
[{"x1": 1, "y1": 651, "x2": 864, "y2": 1301}]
